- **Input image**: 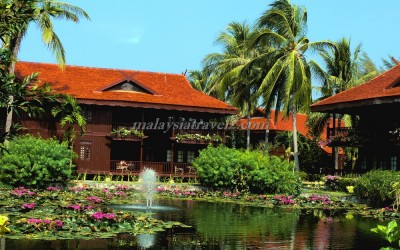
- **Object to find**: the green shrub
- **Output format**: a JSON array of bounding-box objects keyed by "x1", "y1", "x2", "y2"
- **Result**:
[
  {"x1": 192, "y1": 146, "x2": 301, "y2": 195},
  {"x1": 354, "y1": 170, "x2": 400, "y2": 207},
  {"x1": 0, "y1": 135, "x2": 75, "y2": 188},
  {"x1": 324, "y1": 176, "x2": 356, "y2": 192}
]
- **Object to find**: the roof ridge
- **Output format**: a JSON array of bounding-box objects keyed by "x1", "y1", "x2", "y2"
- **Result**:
[
  {"x1": 17, "y1": 61, "x2": 185, "y2": 77},
  {"x1": 311, "y1": 63, "x2": 400, "y2": 107}
]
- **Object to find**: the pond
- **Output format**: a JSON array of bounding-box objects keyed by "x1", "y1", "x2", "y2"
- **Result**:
[{"x1": 3, "y1": 199, "x2": 388, "y2": 249}]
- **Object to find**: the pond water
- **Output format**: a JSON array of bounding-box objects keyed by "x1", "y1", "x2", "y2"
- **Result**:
[{"x1": 3, "y1": 199, "x2": 389, "y2": 249}]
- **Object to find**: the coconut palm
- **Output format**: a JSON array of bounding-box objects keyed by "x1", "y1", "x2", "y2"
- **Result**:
[
  {"x1": 309, "y1": 37, "x2": 378, "y2": 169},
  {"x1": 0, "y1": 0, "x2": 37, "y2": 42},
  {"x1": 382, "y1": 55, "x2": 400, "y2": 70},
  {"x1": 204, "y1": 22, "x2": 261, "y2": 150},
  {"x1": 187, "y1": 69, "x2": 220, "y2": 99},
  {"x1": 249, "y1": 0, "x2": 334, "y2": 171},
  {"x1": 4, "y1": 0, "x2": 90, "y2": 67},
  {"x1": 2, "y1": 0, "x2": 89, "y2": 135}
]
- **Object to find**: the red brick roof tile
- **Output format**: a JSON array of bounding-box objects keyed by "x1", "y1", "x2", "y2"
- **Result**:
[
  {"x1": 15, "y1": 62, "x2": 237, "y2": 114},
  {"x1": 311, "y1": 64, "x2": 400, "y2": 111}
]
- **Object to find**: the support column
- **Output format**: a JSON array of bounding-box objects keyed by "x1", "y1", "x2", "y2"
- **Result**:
[
  {"x1": 332, "y1": 113, "x2": 338, "y2": 172},
  {"x1": 140, "y1": 140, "x2": 143, "y2": 171},
  {"x1": 171, "y1": 142, "x2": 174, "y2": 175}
]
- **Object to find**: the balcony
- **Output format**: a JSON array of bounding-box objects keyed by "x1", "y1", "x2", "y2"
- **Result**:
[
  {"x1": 171, "y1": 129, "x2": 225, "y2": 145},
  {"x1": 325, "y1": 127, "x2": 400, "y2": 147},
  {"x1": 326, "y1": 127, "x2": 364, "y2": 147},
  {"x1": 109, "y1": 160, "x2": 195, "y2": 177},
  {"x1": 110, "y1": 123, "x2": 147, "y2": 141}
]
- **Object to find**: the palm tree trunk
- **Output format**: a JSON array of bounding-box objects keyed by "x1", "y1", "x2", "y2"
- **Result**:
[
  {"x1": 246, "y1": 112, "x2": 251, "y2": 150},
  {"x1": 5, "y1": 34, "x2": 24, "y2": 137},
  {"x1": 263, "y1": 111, "x2": 270, "y2": 154},
  {"x1": 334, "y1": 116, "x2": 342, "y2": 171},
  {"x1": 292, "y1": 108, "x2": 300, "y2": 172}
]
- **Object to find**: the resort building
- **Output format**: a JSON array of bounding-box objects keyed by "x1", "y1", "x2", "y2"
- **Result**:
[
  {"x1": 238, "y1": 108, "x2": 344, "y2": 169},
  {"x1": 311, "y1": 64, "x2": 400, "y2": 171},
  {"x1": 15, "y1": 62, "x2": 237, "y2": 176}
]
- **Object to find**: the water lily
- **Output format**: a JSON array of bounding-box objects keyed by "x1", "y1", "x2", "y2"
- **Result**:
[
  {"x1": 86, "y1": 196, "x2": 102, "y2": 203},
  {"x1": 346, "y1": 186, "x2": 354, "y2": 193},
  {"x1": 92, "y1": 211, "x2": 115, "y2": 221},
  {"x1": 21, "y1": 203, "x2": 35, "y2": 210},
  {"x1": 0, "y1": 215, "x2": 10, "y2": 234},
  {"x1": 46, "y1": 186, "x2": 61, "y2": 191},
  {"x1": 11, "y1": 187, "x2": 35, "y2": 197}
]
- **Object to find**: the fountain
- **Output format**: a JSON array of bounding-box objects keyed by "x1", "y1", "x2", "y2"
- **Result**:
[
  {"x1": 109, "y1": 167, "x2": 179, "y2": 212},
  {"x1": 140, "y1": 168, "x2": 157, "y2": 208}
]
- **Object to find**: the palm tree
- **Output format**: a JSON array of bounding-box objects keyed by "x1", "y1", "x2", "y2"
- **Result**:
[
  {"x1": 3, "y1": 0, "x2": 90, "y2": 135},
  {"x1": 187, "y1": 69, "x2": 220, "y2": 99},
  {"x1": 382, "y1": 55, "x2": 400, "y2": 70},
  {"x1": 309, "y1": 37, "x2": 378, "y2": 170},
  {"x1": 0, "y1": 0, "x2": 37, "y2": 42},
  {"x1": 51, "y1": 94, "x2": 86, "y2": 166},
  {"x1": 204, "y1": 22, "x2": 261, "y2": 150},
  {"x1": 249, "y1": 0, "x2": 334, "y2": 171}
]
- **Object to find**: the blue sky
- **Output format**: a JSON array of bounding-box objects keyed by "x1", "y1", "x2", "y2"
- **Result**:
[{"x1": 19, "y1": 0, "x2": 400, "y2": 74}]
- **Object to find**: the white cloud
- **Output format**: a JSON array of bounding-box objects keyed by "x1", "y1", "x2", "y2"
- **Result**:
[{"x1": 118, "y1": 27, "x2": 144, "y2": 45}]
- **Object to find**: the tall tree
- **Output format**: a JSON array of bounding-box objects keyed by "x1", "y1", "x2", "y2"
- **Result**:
[
  {"x1": 249, "y1": 0, "x2": 333, "y2": 171},
  {"x1": 309, "y1": 37, "x2": 378, "y2": 170},
  {"x1": 2, "y1": 0, "x2": 90, "y2": 135},
  {"x1": 382, "y1": 55, "x2": 400, "y2": 71},
  {"x1": 204, "y1": 22, "x2": 261, "y2": 150}
]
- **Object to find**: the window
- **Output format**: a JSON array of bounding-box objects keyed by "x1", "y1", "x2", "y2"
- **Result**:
[
  {"x1": 177, "y1": 150, "x2": 184, "y2": 163},
  {"x1": 187, "y1": 151, "x2": 195, "y2": 163},
  {"x1": 166, "y1": 150, "x2": 172, "y2": 162},
  {"x1": 391, "y1": 156, "x2": 398, "y2": 171},
  {"x1": 361, "y1": 158, "x2": 367, "y2": 170},
  {"x1": 79, "y1": 142, "x2": 91, "y2": 161},
  {"x1": 82, "y1": 108, "x2": 92, "y2": 123}
]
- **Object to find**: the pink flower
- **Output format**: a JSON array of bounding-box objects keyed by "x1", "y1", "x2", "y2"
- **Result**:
[
  {"x1": 55, "y1": 220, "x2": 63, "y2": 228},
  {"x1": 22, "y1": 203, "x2": 35, "y2": 210},
  {"x1": 86, "y1": 196, "x2": 102, "y2": 203},
  {"x1": 46, "y1": 186, "x2": 61, "y2": 191},
  {"x1": 27, "y1": 218, "x2": 42, "y2": 224},
  {"x1": 43, "y1": 219, "x2": 51, "y2": 224},
  {"x1": 115, "y1": 191, "x2": 126, "y2": 197},
  {"x1": 91, "y1": 211, "x2": 115, "y2": 221},
  {"x1": 11, "y1": 187, "x2": 35, "y2": 197},
  {"x1": 66, "y1": 204, "x2": 82, "y2": 211}
]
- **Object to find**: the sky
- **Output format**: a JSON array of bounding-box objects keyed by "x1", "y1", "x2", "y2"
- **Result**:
[{"x1": 18, "y1": 0, "x2": 400, "y2": 74}]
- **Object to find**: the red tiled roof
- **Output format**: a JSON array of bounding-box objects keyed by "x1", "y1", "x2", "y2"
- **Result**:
[
  {"x1": 15, "y1": 62, "x2": 237, "y2": 114},
  {"x1": 311, "y1": 64, "x2": 400, "y2": 111},
  {"x1": 238, "y1": 109, "x2": 343, "y2": 154}
]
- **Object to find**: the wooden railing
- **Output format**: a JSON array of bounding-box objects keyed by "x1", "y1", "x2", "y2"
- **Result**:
[
  {"x1": 327, "y1": 127, "x2": 354, "y2": 138},
  {"x1": 110, "y1": 160, "x2": 194, "y2": 176}
]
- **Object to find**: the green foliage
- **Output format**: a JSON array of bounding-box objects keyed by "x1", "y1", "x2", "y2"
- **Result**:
[
  {"x1": 371, "y1": 220, "x2": 400, "y2": 249},
  {"x1": 273, "y1": 131, "x2": 330, "y2": 173},
  {"x1": 111, "y1": 127, "x2": 144, "y2": 138},
  {"x1": 0, "y1": 135, "x2": 76, "y2": 188},
  {"x1": 175, "y1": 133, "x2": 222, "y2": 143},
  {"x1": 324, "y1": 176, "x2": 356, "y2": 192},
  {"x1": 354, "y1": 170, "x2": 400, "y2": 207},
  {"x1": 192, "y1": 146, "x2": 301, "y2": 195}
]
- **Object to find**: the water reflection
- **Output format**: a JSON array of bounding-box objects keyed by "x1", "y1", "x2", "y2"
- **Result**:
[{"x1": 3, "y1": 199, "x2": 388, "y2": 249}]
